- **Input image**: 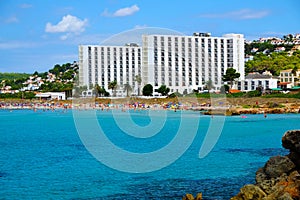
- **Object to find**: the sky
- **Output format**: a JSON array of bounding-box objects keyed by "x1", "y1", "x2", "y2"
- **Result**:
[{"x1": 0, "y1": 0, "x2": 299, "y2": 73}]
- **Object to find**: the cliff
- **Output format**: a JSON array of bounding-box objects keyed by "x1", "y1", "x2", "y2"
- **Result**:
[{"x1": 231, "y1": 130, "x2": 300, "y2": 200}]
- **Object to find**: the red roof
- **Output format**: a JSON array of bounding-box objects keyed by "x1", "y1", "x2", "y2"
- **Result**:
[
  {"x1": 278, "y1": 82, "x2": 290, "y2": 86},
  {"x1": 229, "y1": 89, "x2": 241, "y2": 93}
]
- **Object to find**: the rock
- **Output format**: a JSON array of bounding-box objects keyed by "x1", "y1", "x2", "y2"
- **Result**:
[
  {"x1": 182, "y1": 193, "x2": 202, "y2": 200},
  {"x1": 230, "y1": 184, "x2": 266, "y2": 200},
  {"x1": 195, "y1": 193, "x2": 203, "y2": 200},
  {"x1": 263, "y1": 156, "x2": 295, "y2": 178},
  {"x1": 282, "y1": 130, "x2": 300, "y2": 153},
  {"x1": 256, "y1": 167, "x2": 268, "y2": 184},
  {"x1": 277, "y1": 192, "x2": 293, "y2": 200},
  {"x1": 182, "y1": 193, "x2": 194, "y2": 200},
  {"x1": 231, "y1": 130, "x2": 300, "y2": 200},
  {"x1": 287, "y1": 151, "x2": 300, "y2": 169}
]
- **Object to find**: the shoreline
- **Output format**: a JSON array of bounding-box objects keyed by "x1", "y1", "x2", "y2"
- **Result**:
[{"x1": 0, "y1": 97, "x2": 300, "y2": 115}]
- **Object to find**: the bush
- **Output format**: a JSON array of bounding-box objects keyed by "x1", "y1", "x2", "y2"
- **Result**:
[
  {"x1": 168, "y1": 92, "x2": 183, "y2": 98},
  {"x1": 226, "y1": 92, "x2": 245, "y2": 98},
  {"x1": 242, "y1": 105, "x2": 251, "y2": 108},
  {"x1": 245, "y1": 90, "x2": 262, "y2": 97}
]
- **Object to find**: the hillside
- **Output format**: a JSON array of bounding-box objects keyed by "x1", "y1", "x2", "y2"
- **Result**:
[
  {"x1": 245, "y1": 51, "x2": 300, "y2": 76},
  {"x1": 0, "y1": 73, "x2": 31, "y2": 81}
]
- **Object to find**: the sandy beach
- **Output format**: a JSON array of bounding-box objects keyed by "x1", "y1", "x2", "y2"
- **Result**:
[{"x1": 1, "y1": 97, "x2": 299, "y2": 114}]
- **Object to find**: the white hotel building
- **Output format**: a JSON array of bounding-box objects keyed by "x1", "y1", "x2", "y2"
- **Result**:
[{"x1": 79, "y1": 33, "x2": 245, "y2": 96}]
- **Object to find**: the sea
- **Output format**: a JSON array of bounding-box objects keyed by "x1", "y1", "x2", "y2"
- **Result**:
[{"x1": 0, "y1": 109, "x2": 299, "y2": 200}]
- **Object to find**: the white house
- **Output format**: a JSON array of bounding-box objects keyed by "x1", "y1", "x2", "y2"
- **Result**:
[
  {"x1": 280, "y1": 69, "x2": 300, "y2": 87},
  {"x1": 35, "y1": 92, "x2": 66, "y2": 100},
  {"x1": 238, "y1": 72, "x2": 278, "y2": 92}
]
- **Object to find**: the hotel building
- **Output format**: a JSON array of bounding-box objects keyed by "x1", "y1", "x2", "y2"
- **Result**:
[{"x1": 79, "y1": 33, "x2": 245, "y2": 96}]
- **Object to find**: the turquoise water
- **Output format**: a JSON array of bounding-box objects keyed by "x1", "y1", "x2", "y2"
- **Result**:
[{"x1": 0, "y1": 109, "x2": 299, "y2": 199}]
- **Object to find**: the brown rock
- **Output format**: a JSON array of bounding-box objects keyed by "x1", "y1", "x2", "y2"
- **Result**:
[
  {"x1": 282, "y1": 130, "x2": 300, "y2": 153},
  {"x1": 182, "y1": 193, "x2": 194, "y2": 200},
  {"x1": 264, "y1": 156, "x2": 295, "y2": 178},
  {"x1": 230, "y1": 184, "x2": 266, "y2": 200},
  {"x1": 232, "y1": 130, "x2": 300, "y2": 200},
  {"x1": 287, "y1": 151, "x2": 300, "y2": 169},
  {"x1": 195, "y1": 193, "x2": 203, "y2": 200}
]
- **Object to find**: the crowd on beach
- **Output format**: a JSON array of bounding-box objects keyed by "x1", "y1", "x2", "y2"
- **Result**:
[
  {"x1": 0, "y1": 100, "x2": 215, "y2": 112},
  {"x1": 1, "y1": 98, "x2": 299, "y2": 115}
]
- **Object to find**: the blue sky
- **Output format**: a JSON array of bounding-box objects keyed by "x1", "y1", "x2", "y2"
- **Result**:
[{"x1": 0, "y1": 0, "x2": 299, "y2": 73}]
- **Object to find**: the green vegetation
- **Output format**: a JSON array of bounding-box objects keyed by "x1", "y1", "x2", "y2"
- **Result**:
[
  {"x1": 222, "y1": 68, "x2": 240, "y2": 88},
  {"x1": 157, "y1": 85, "x2": 170, "y2": 96},
  {"x1": 134, "y1": 75, "x2": 142, "y2": 96},
  {"x1": 142, "y1": 84, "x2": 153, "y2": 96},
  {"x1": 0, "y1": 73, "x2": 30, "y2": 81},
  {"x1": 123, "y1": 83, "x2": 132, "y2": 97},
  {"x1": 267, "y1": 102, "x2": 285, "y2": 108},
  {"x1": 245, "y1": 51, "x2": 300, "y2": 76},
  {"x1": 0, "y1": 92, "x2": 35, "y2": 99},
  {"x1": 168, "y1": 92, "x2": 183, "y2": 98},
  {"x1": 261, "y1": 92, "x2": 300, "y2": 99},
  {"x1": 108, "y1": 80, "x2": 117, "y2": 97}
]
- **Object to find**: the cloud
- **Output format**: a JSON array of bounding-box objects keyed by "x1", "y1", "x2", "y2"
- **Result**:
[
  {"x1": 19, "y1": 3, "x2": 33, "y2": 9},
  {"x1": 5, "y1": 16, "x2": 19, "y2": 23},
  {"x1": 45, "y1": 15, "x2": 88, "y2": 40},
  {"x1": 134, "y1": 24, "x2": 148, "y2": 29},
  {"x1": 0, "y1": 41, "x2": 38, "y2": 49},
  {"x1": 199, "y1": 9, "x2": 270, "y2": 20},
  {"x1": 102, "y1": 5, "x2": 140, "y2": 17}
]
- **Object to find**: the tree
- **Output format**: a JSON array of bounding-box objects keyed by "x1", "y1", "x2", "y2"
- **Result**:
[
  {"x1": 73, "y1": 85, "x2": 87, "y2": 97},
  {"x1": 134, "y1": 75, "x2": 142, "y2": 96},
  {"x1": 123, "y1": 83, "x2": 132, "y2": 97},
  {"x1": 205, "y1": 80, "x2": 214, "y2": 93},
  {"x1": 142, "y1": 84, "x2": 153, "y2": 96},
  {"x1": 220, "y1": 85, "x2": 229, "y2": 93},
  {"x1": 222, "y1": 68, "x2": 240, "y2": 89},
  {"x1": 108, "y1": 80, "x2": 117, "y2": 97},
  {"x1": 157, "y1": 84, "x2": 170, "y2": 96},
  {"x1": 95, "y1": 84, "x2": 101, "y2": 97},
  {"x1": 292, "y1": 66, "x2": 298, "y2": 76}
]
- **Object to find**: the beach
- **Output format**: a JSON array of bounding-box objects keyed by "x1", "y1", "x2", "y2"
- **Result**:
[{"x1": 1, "y1": 97, "x2": 299, "y2": 115}]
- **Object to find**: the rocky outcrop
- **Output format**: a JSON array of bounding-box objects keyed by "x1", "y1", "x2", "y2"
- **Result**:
[
  {"x1": 231, "y1": 130, "x2": 300, "y2": 200},
  {"x1": 182, "y1": 193, "x2": 203, "y2": 200}
]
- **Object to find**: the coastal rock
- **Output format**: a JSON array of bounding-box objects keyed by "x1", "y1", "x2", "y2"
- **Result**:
[
  {"x1": 288, "y1": 152, "x2": 300, "y2": 168},
  {"x1": 182, "y1": 194, "x2": 194, "y2": 200},
  {"x1": 182, "y1": 193, "x2": 203, "y2": 200},
  {"x1": 230, "y1": 184, "x2": 266, "y2": 200},
  {"x1": 263, "y1": 156, "x2": 295, "y2": 178},
  {"x1": 231, "y1": 130, "x2": 300, "y2": 200},
  {"x1": 282, "y1": 130, "x2": 300, "y2": 153}
]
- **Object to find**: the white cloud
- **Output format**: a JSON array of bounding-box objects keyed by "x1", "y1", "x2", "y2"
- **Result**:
[
  {"x1": 102, "y1": 5, "x2": 140, "y2": 17},
  {"x1": 45, "y1": 15, "x2": 88, "y2": 34},
  {"x1": 200, "y1": 9, "x2": 270, "y2": 20},
  {"x1": 114, "y1": 5, "x2": 139, "y2": 17},
  {"x1": 5, "y1": 16, "x2": 19, "y2": 23},
  {"x1": 134, "y1": 24, "x2": 148, "y2": 29},
  {"x1": 19, "y1": 3, "x2": 33, "y2": 9},
  {"x1": 0, "y1": 41, "x2": 38, "y2": 49}
]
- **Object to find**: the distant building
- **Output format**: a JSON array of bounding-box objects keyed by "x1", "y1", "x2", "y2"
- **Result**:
[
  {"x1": 35, "y1": 92, "x2": 66, "y2": 100},
  {"x1": 274, "y1": 47, "x2": 286, "y2": 53},
  {"x1": 280, "y1": 69, "x2": 300, "y2": 87},
  {"x1": 79, "y1": 32, "x2": 245, "y2": 95},
  {"x1": 238, "y1": 72, "x2": 278, "y2": 92},
  {"x1": 78, "y1": 44, "x2": 142, "y2": 97},
  {"x1": 245, "y1": 54, "x2": 254, "y2": 62}
]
